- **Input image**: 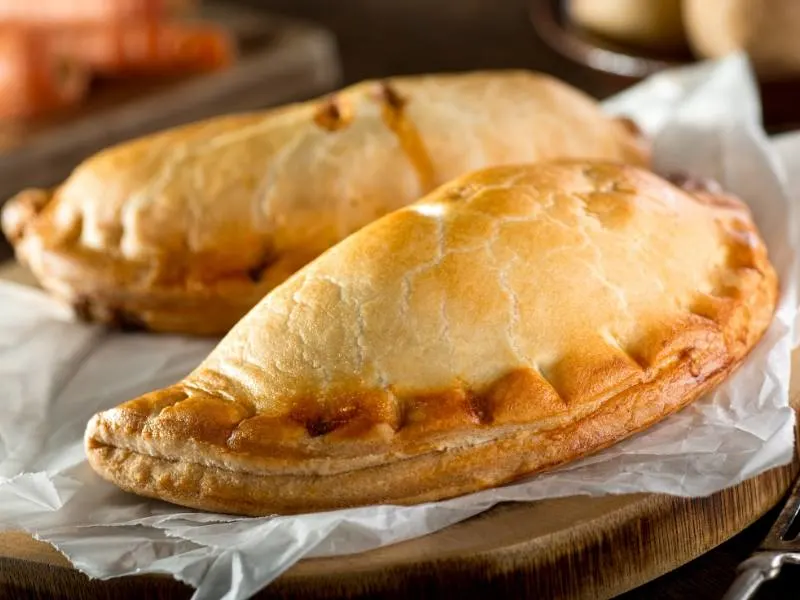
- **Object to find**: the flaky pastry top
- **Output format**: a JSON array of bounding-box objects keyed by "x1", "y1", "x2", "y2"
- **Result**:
[
  {"x1": 7, "y1": 71, "x2": 646, "y2": 294},
  {"x1": 87, "y1": 162, "x2": 777, "y2": 478}
]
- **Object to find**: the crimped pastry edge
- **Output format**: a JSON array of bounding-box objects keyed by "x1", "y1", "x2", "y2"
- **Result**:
[
  {"x1": 10, "y1": 201, "x2": 288, "y2": 335},
  {"x1": 84, "y1": 260, "x2": 777, "y2": 515},
  {"x1": 84, "y1": 347, "x2": 745, "y2": 516}
]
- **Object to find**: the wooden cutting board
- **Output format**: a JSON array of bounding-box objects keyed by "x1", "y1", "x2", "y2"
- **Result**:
[
  {"x1": 0, "y1": 260, "x2": 796, "y2": 600},
  {"x1": 0, "y1": 3, "x2": 341, "y2": 206}
]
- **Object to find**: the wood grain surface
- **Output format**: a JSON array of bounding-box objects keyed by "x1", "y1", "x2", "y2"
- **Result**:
[{"x1": 0, "y1": 260, "x2": 796, "y2": 599}]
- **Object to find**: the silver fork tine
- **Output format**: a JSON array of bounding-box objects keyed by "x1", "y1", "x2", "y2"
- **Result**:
[
  {"x1": 722, "y1": 473, "x2": 800, "y2": 600},
  {"x1": 761, "y1": 473, "x2": 800, "y2": 551}
]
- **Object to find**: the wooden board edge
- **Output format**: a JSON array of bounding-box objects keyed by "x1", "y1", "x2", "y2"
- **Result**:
[
  {"x1": 263, "y1": 463, "x2": 796, "y2": 599},
  {"x1": 0, "y1": 461, "x2": 793, "y2": 600},
  {"x1": 0, "y1": 554, "x2": 192, "y2": 599}
]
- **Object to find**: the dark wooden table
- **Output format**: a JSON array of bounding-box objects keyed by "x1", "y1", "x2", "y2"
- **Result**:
[{"x1": 1, "y1": 0, "x2": 798, "y2": 597}]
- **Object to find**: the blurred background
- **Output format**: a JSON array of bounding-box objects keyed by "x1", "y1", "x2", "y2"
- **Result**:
[
  {"x1": 249, "y1": 0, "x2": 611, "y2": 89},
  {"x1": 250, "y1": 0, "x2": 800, "y2": 123}
]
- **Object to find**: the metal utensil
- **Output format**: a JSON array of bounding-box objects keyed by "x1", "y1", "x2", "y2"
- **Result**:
[{"x1": 723, "y1": 473, "x2": 800, "y2": 600}]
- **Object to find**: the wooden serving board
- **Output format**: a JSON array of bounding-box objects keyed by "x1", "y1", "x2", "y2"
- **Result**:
[
  {"x1": 0, "y1": 260, "x2": 797, "y2": 599},
  {"x1": 0, "y1": 3, "x2": 341, "y2": 207}
]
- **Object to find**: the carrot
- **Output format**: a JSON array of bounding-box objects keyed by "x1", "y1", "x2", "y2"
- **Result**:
[
  {"x1": 45, "y1": 21, "x2": 235, "y2": 76},
  {"x1": 0, "y1": 0, "x2": 193, "y2": 24},
  {"x1": 0, "y1": 28, "x2": 89, "y2": 119}
]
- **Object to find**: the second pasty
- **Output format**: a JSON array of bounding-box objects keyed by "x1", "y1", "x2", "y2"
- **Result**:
[{"x1": 3, "y1": 71, "x2": 647, "y2": 334}]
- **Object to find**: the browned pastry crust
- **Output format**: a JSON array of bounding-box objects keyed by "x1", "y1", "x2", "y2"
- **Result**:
[
  {"x1": 85, "y1": 161, "x2": 778, "y2": 515},
  {"x1": 2, "y1": 71, "x2": 648, "y2": 335}
]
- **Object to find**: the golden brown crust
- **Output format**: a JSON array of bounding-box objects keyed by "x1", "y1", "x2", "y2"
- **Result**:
[
  {"x1": 5, "y1": 70, "x2": 649, "y2": 335},
  {"x1": 84, "y1": 355, "x2": 745, "y2": 515},
  {"x1": 84, "y1": 161, "x2": 778, "y2": 515}
]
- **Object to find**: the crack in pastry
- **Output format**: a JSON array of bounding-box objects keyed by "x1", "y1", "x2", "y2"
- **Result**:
[
  {"x1": 245, "y1": 245, "x2": 277, "y2": 283},
  {"x1": 85, "y1": 161, "x2": 778, "y2": 515},
  {"x1": 375, "y1": 80, "x2": 437, "y2": 194},
  {"x1": 313, "y1": 95, "x2": 353, "y2": 132},
  {"x1": 3, "y1": 71, "x2": 649, "y2": 335}
]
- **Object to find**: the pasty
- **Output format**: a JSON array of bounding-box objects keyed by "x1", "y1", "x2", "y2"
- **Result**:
[
  {"x1": 3, "y1": 71, "x2": 647, "y2": 335},
  {"x1": 85, "y1": 161, "x2": 777, "y2": 515}
]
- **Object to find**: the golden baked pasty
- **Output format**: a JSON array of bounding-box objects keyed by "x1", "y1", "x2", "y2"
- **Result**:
[
  {"x1": 2, "y1": 71, "x2": 647, "y2": 335},
  {"x1": 85, "y1": 161, "x2": 777, "y2": 515}
]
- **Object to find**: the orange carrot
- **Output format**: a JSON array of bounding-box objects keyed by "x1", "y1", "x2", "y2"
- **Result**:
[
  {"x1": 45, "y1": 21, "x2": 234, "y2": 76},
  {"x1": 0, "y1": 0, "x2": 190, "y2": 24},
  {"x1": 0, "y1": 28, "x2": 89, "y2": 119}
]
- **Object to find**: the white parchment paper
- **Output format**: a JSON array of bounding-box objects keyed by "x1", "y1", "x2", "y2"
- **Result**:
[{"x1": 1, "y1": 54, "x2": 798, "y2": 600}]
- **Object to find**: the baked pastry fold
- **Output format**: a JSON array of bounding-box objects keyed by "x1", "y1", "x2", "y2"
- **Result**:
[
  {"x1": 2, "y1": 71, "x2": 647, "y2": 335},
  {"x1": 85, "y1": 161, "x2": 778, "y2": 515}
]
